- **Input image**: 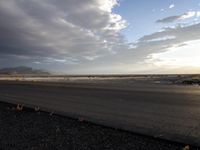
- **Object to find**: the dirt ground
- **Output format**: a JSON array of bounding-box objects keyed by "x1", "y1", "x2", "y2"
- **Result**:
[{"x1": 0, "y1": 102, "x2": 197, "y2": 150}]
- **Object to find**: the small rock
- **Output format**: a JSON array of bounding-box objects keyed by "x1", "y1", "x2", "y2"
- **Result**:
[
  {"x1": 78, "y1": 117, "x2": 85, "y2": 122},
  {"x1": 183, "y1": 145, "x2": 190, "y2": 150},
  {"x1": 16, "y1": 104, "x2": 24, "y2": 111},
  {"x1": 34, "y1": 106, "x2": 40, "y2": 112}
]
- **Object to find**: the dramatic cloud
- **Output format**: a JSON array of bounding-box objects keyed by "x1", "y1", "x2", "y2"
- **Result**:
[
  {"x1": 156, "y1": 11, "x2": 199, "y2": 23},
  {"x1": 0, "y1": 0, "x2": 200, "y2": 73},
  {"x1": 0, "y1": 0, "x2": 127, "y2": 69}
]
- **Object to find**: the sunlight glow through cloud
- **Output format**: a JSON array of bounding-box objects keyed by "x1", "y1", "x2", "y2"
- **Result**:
[{"x1": 148, "y1": 40, "x2": 200, "y2": 69}]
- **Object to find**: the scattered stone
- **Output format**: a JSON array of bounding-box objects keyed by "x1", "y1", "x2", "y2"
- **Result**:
[{"x1": 0, "y1": 102, "x2": 199, "y2": 150}]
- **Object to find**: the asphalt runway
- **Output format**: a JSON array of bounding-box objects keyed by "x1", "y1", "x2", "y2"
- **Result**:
[{"x1": 0, "y1": 81, "x2": 200, "y2": 146}]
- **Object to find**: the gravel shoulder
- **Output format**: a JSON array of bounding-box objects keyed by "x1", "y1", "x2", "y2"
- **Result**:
[{"x1": 0, "y1": 102, "x2": 198, "y2": 150}]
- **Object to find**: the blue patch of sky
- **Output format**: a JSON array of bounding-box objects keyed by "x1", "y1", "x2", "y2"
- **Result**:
[{"x1": 113, "y1": 0, "x2": 200, "y2": 42}]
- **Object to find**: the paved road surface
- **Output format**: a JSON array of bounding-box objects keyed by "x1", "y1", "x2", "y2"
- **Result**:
[{"x1": 0, "y1": 81, "x2": 200, "y2": 146}]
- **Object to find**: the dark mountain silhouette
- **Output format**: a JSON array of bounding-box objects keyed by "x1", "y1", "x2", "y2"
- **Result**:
[{"x1": 0, "y1": 66, "x2": 50, "y2": 75}]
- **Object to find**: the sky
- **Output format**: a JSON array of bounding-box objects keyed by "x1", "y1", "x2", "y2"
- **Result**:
[{"x1": 0, "y1": 0, "x2": 200, "y2": 74}]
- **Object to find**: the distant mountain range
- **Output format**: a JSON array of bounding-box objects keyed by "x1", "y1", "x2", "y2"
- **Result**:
[{"x1": 0, "y1": 66, "x2": 50, "y2": 75}]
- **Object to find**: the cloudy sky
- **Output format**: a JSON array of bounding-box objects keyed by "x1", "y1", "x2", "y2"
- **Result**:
[{"x1": 0, "y1": 0, "x2": 200, "y2": 74}]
